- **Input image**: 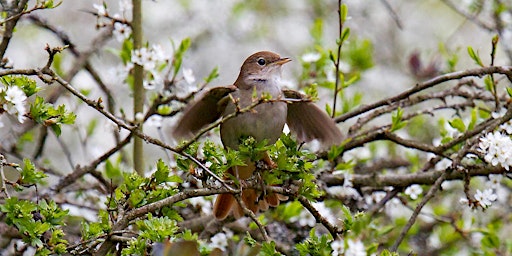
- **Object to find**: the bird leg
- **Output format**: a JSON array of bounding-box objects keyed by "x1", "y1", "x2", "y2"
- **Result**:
[{"x1": 257, "y1": 151, "x2": 288, "y2": 210}]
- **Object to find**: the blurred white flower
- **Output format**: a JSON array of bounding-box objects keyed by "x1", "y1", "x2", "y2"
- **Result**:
[
  {"x1": 132, "y1": 47, "x2": 156, "y2": 71},
  {"x1": 500, "y1": 11, "x2": 512, "y2": 25},
  {"x1": 151, "y1": 44, "x2": 168, "y2": 62},
  {"x1": 474, "y1": 189, "x2": 497, "y2": 208},
  {"x1": 143, "y1": 80, "x2": 156, "y2": 90},
  {"x1": 182, "y1": 68, "x2": 196, "y2": 84},
  {"x1": 499, "y1": 121, "x2": 512, "y2": 134},
  {"x1": 131, "y1": 45, "x2": 168, "y2": 73},
  {"x1": 434, "y1": 158, "x2": 452, "y2": 171},
  {"x1": 0, "y1": 121, "x2": 4, "y2": 128},
  {"x1": 113, "y1": 22, "x2": 131, "y2": 42},
  {"x1": 119, "y1": 0, "x2": 132, "y2": 13},
  {"x1": 292, "y1": 209, "x2": 316, "y2": 227},
  {"x1": 313, "y1": 202, "x2": 337, "y2": 225},
  {"x1": 459, "y1": 197, "x2": 469, "y2": 205},
  {"x1": 301, "y1": 52, "x2": 321, "y2": 63},
  {"x1": 491, "y1": 108, "x2": 506, "y2": 119},
  {"x1": 2, "y1": 86, "x2": 27, "y2": 123},
  {"x1": 145, "y1": 115, "x2": 162, "y2": 128},
  {"x1": 209, "y1": 232, "x2": 228, "y2": 251},
  {"x1": 188, "y1": 197, "x2": 212, "y2": 215},
  {"x1": 478, "y1": 131, "x2": 512, "y2": 170},
  {"x1": 331, "y1": 239, "x2": 344, "y2": 256},
  {"x1": 372, "y1": 191, "x2": 386, "y2": 203},
  {"x1": 327, "y1": 173, "x2": 361, "y2": 199},
  {"x1": 492, "y1": 108, "x2": 512, "y2": 134},
  {"x1": 331, "y1": 239, "x2": 366, "y2": 256},
  {"x1": 134, "y1": 112, "x2": 144, "y2": 123},
  {"x1": 93, "y1": 3, "x2": 107, "y2": 16},
  {"x1": 5, "y1": 86, "x2": 27, "y2": 104},
  {"x1": 404, "y1": 184, "x2": 423, "y2": 200},
  {"x1": 488, "y1": 174, "x2": 502, "y2": 189},
  {"x1": 326, "y1": 69, "x2": 336, "y2": 82}
]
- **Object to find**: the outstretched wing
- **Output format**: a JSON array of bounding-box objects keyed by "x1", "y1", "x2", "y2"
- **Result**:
[
  {"x1": 172, "y1": 86, "x2": 236, "y2": 140},
  {"x1": 283, "y1": 89, "x2": 343, "y2": 148}
]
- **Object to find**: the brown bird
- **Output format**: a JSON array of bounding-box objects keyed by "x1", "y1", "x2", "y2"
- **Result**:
[{"x1": 173, "y1": 51, "x2": 342, "y2": 220}]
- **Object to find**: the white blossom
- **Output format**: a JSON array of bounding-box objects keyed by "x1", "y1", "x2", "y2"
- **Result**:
[
  {"x1": 474, "y1": 188, "x2": 497, "y2": 208},
  {"x1": 93, "y1": 3, "x2": 107, "y2": 16},
  {"x1": 131, "y1": 45, "x2": 168, "y2": 73},
  {"x1": 143, "y1": 80, "x2": 157, "y2": 90},
  {"x1": 182, "y1": 68, "x2": 196, "y2": 85},
  {"x1": 370, "y1": 191, "x2": 386, "y2": 204},
  {"x1": 131, "y1": 48, "x2": 155, "y2": 71},
  {"x1": 5, "y1": 86, "x2": 27, "y2": 104},
  {"x1": 488, "y1": 174, "x2": 502, "y2": 189},
  {"x1": 478, "y1": 131, "x2": 512, "y2": 170},
  {"x1": 188, "y1": 197, "x2": 212, "y2": 215},
  {"x1": 145, "y1": 115, "x2": 162, "y2": 128},
  {"x1": 492, "y1": 108, "x2": 512, "y2": 134},
  {"x1": 404, "y1": 184, "x2": 423, "y2": 200},
  {"x1": 301, "y1": 52, "x2": 321, "y2": 63},
  {"x1": 151, "y1": 44, "x2": 168, "y2": 62},
  {"x1": 291, "y1": 201, "x2": 337, "y2": 227},
  {"x1": 291, "y1": 208, "x2": 316, "y2": 227},
  {"x1": 119, "y1": 0, "x2": 132, "y2": 13},
  {"x1": 209, "y1": 232, "x2": 228, "y2": 251},
  {"x1": 113, "y1": 22, "x2": 131, "y2": 42},
  {"x1": 134, "y1": 112, "x2": 144, "y2": 123},
  {"x1": 2, "y1": 86, "x2": 27, "y2": 123},
  {"x1": 331, "y1": 239, "x2": 366, "y2": 256},
  {"x1": 331, "y1": 239, "x2": 344, "y2": 256}
]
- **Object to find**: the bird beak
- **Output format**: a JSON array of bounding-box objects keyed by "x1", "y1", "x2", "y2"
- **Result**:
[{"x1": 274, "y1": 57, "x2": 291, "y2": 66}]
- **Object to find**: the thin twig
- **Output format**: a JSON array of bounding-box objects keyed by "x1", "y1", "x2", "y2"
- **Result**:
[
  {"x1": 335, "y1": 66, "x2": 512, "y2": 123},
  {"x1": 390, "y1": 171, "x2": 448, "y2": 251},
  {"x1": 332, "y1": 0, "x2": 344, "y2": 118},
  {"x1": 298, "y1": 195, "x2": 344, "y2": 238},
  {"x1": 0, "y1": 154, "x2": 11, "y2": 198}
]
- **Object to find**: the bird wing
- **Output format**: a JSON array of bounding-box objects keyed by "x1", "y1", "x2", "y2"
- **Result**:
[
  {"x1": 282, "y1": 89, "x2": 343, "y2": 148},
  {"x1": 172, "y1": 86, "x2": 236, "y2": 140}
]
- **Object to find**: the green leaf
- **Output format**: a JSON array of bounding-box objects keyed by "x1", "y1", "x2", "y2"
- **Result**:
[
  {"x1": 507, "y1": 87, "x2": 512, "y2": 98},
  {"x1": 380, "y1": 250, "x2": 400, "y2": 256},
  {"x1": 86, "y1": 118, "x2": 98, "y2": 137},
  {"x1": 339, "y1": 27, "x2": 350, "y2": 45},
  {"x1": 129, "y1": 189, "x2": 146, "y2": 207},
  {"x1": 154, "y1": 159, "x2": 171, "y2": 184},
  {"x1": 304, "y1": 83, "x2": 318, "y2": 100},
  {"x1": 261, "y1": 241, "x2": 283, "y2": 256},
  {"x1": 467, "y1": 46, "x2": 484, "y2": 66},
  {"x1": 120, "y1": 39, "x2": 134, "y2": 64},
  {"x1": 484, "y1": 76, "x2": 494, "y2": 92},
  {"x1": 310, "y1": 18, "x2": 323, "y2": 44},
  {"x1": 204, "y1": 66, "x2": 219, "y2": 83},
  {"x1": 448, "y1": 117, "x2": 466, "y2": 133},
  {"x1": 340, "y1": 3, "x2": 348, "y2": 23},
  {"x1": 390, "y1": 107, "x2": 407, "y2": 132},
  {"x1": 19, "y1": 158, "x2": 47, "y2": 186},
  {"x1": 0, "y1": 75, "x2": 40, "y2": 96},
  {"x1": 325, "y1": 103, "x2": 332, "y2": 116},
  {"x1": 328, "y1": 144, "x2": 345, "y2": 161},
  {"x1": 29, "y1": 96, "x2": 76, "y2": 137},
  {"x1": 105, "y1": 159, "x2": 121, "y2": 179},
  {"x1": 172, "y1": 37, "x2": 191, "y2": 76},
  {"x1": 468, "y1": 108, "x2": 478, "y2": 131}
]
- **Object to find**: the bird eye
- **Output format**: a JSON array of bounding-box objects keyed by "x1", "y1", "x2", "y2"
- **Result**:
[{"x1": 257, "y1": 58, "x2": 266, "y2": 66}]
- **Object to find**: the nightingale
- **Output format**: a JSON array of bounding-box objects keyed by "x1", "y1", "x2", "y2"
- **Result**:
[{"x1": 172, "y1": 51, "x2": 342, "y2": 220}]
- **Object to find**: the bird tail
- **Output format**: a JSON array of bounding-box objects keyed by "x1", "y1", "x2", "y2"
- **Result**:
[{"x1": 213, "y1": 193, "x2": 235, "y2": 220}]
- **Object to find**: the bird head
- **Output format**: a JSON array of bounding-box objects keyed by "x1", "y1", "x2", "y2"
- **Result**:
[{"x1": 235, "y1": 51, "x2": 291, "y2": 89}]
